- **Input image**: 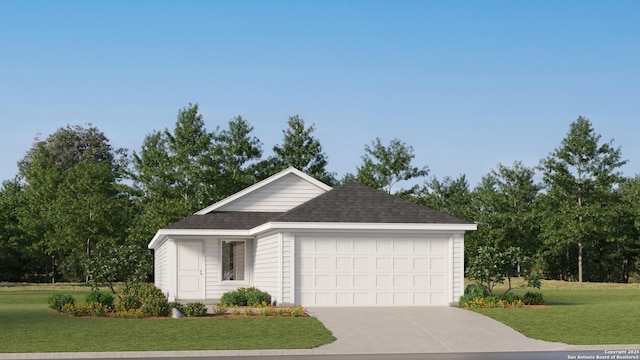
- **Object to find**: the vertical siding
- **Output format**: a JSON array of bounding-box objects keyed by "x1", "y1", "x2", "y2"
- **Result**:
[
  {"x1": 154, "y1": 240, "x2": 169, "y2": 296},
  {"x1": 452, "y1": 233, "x2": 465, "y2": 303},
  {"x1": 217, "y1": 173, "x2": 327, "y2": 212},
  {"x1": 253, "y1": 233, "x2": 279, "y2": 303}
]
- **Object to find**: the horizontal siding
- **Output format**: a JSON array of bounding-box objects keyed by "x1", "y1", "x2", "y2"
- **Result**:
[
  {"x1": 253, "y1": 233, "x2": 279, "y2": 303},
  {"x1": 154, "y1": 240, "x2": 169, "y2": 296},
  {"x1": 218, "y1": 173, "x2": 326, "y2": 212},
  {"x1": 205, "y1": 238, "x2": 253, "y2": 300},
  {"x1": 452, "y1": 234, "x2": 465, "y2": 302},
  {"x1": 282, "y1": 234, "x2": 294, "y2": 304}
]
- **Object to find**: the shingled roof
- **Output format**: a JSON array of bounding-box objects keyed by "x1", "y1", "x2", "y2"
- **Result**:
[
  {"x1": 165, "y1": 211, "x2": 283, "y2": 230},
  {"x1": 272, "y1": 182, "x2": 471, "y2": 224},
  {"x1": 164, "y1": 182, "x2": 470, "y2": 230}
]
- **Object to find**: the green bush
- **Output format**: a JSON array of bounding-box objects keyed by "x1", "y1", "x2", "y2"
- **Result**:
[
  {"x1": 142, "y1": 297, "x2": 171, "y2": 317},
  {"x1": 119, "y1": 295, "x2": 142, "y2": 311},
  {"x1": 522, "y1": 291, "x2": 544, "y2": 305},
  {"x1": 131, "y1": 283, "x2": 166, "y2": 304},
  {"x1": 245, "y1": 287, "x2": 271, "y2": 306},
  {"x1": 221, "y1": 288, "x2": 247, "y2": 306},
  {"x1": 183, "y1": 302, "x2": 207, "y2": 317},
  {"x1": 85, "y1": 302, "x2": 108, "y2": 316},
  {"x1": 85, "y1": 290, "x2": 115, "y2": 309},
  {"x1": 464, "y1": 284, "x2": 490, "y2": 298},
  {"x1": 48, "y1": 293, "x2": 76, "y2": 311},
  {"x1": 502, "y1": 292, "x2": 521, "y2": 303},
  {"x1": 220, "y1": 287, "x2": 271, "y2": 307}
]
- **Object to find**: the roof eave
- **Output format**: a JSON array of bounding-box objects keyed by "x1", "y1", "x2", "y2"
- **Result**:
[
  {"x1": 250, "y1": 221, "x2": 477, "y2": 235},
  {"x1": 147, "y1": 228, "x2": 252, "y2": 249}
]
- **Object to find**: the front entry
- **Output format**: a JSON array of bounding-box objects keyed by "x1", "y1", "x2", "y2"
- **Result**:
[{"x1": 177, "y1": 241, "x2": 204, "y2": 299}]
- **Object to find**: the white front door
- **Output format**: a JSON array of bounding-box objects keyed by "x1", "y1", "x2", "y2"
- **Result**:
[{"x1": 177, "y1": 241, "x2": 204, "y2": 300}]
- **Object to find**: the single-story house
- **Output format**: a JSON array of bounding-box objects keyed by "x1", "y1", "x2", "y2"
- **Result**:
[{"x1": 148, "y1": 167, "x2": 476, "y2": 306}]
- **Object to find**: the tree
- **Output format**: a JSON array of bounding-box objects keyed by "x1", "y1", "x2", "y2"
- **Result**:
[
  {"x1": 212, "y1": 115, "x2": 263, "y2": 195},
  {"x1": 268, "y1": 115, "x2": 336, "y2": 185},
  {"x1": 85, "y1": 244, "x2": 153, "y2": 296},
  {"x1": 0, "y1": 179, "x2": 34, "y2": 281},
  {"x1": 466, "y1": 245, "x2": 540, "y2": 297},
  {"x1": 402, "y1": 174, "x2": 473, "y2": 221},
  {"x1": 538, "y1": 117, "x2": 627, "y2": 282},
  {"x1": 356, "y1": 138, "x2": 428, "y2": 194},
  {"x1": 18, "y1": 125, "x2": 130, "y2": 281},
  {"x1": 472, "y1": 162, "x2": 541, "y2": 259},
  {"x1": 129, "y1": 104, "x2": 217, "y2": 246}
]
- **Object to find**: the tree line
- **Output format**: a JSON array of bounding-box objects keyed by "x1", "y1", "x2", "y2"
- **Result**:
[{"x1": 0, "y1": 104, "x2": 638, "y2": 284}]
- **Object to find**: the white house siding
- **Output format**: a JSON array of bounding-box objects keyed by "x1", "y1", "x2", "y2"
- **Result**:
[
  {"x1": 205, "y1": 238, "x2": 254, "y2": 300},
  {"x1": 216, "y1": 173, "x2": 327, "y2": 212},
  {"x1": 281, "y1": 233, "x2": 295, "y2": 305},
  {"x1": 451, "y1": 234, "x2": 465, "y2": 303},
  {"x1": 253, "y1": 233, "x2": 279, "y2": 303},
  {"x1": 153, "y1": 239, "x2": 169, "y2": 296},
  {"x1": 294, "y1": 233, "x2": 452, "y2": 306}
]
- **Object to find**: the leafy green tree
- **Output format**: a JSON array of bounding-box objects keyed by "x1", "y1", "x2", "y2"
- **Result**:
[
  {"x1": 356, "y1": 137, "x2": 428, "y2": 194},
  {"x1": 129, "y1": 104, "x2": 217, "y2": 246},
  {"x1": 212, "y1": 115, "x2": 263, "y2": 195},
  {"x1": 538, "y1": 117, "x2": 627, "y2": 282},
  {"x1": 402, "y1": 174, "x2": 473, "y2": 221},
  {"x1": 472, "y1": 162, "x2": 541, "y2": 259},
  {"x1": 267, "y1": 115, "x2": 336, "y2": 185},
  {"x1": 85, "y1": 244, "x2": 153, "y2": 297},
  {"x1": 18, "y1": 125, "x2": 130, "y2": 281},
  {"x1": 0, "y1": 179, "x2": 36, "y2": 281},
  {"x1": 466, "y1": 245, "x2": 540, "y2": 297}
]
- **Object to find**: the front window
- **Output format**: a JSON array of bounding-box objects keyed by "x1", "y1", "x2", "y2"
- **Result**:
[{"x1": 222, "y1": 240, "x2": 245, "y2": 281}]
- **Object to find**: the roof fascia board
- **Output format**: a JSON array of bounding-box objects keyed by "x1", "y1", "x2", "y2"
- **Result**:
[
  {"x1": 148, "y1": 228, "x2": 252, "y2": 249},
  {"x1": 250, "y1": 222, "x2": 478, "y2": 235},
  {"x1": 195, "y1": 167, "x2": 332, "y2": 215}
]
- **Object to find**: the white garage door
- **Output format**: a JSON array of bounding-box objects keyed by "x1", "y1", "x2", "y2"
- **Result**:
[{"x1": 295, "y1": 234, "x2": 450, "y2": 306}]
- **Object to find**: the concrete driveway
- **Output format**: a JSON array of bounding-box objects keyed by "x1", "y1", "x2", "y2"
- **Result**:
[{"x1": 307, "y1": 307, "x2": 571, "y2": 354}]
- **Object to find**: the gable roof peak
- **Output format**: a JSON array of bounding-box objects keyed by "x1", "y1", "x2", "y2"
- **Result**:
[{"x1": 195, "y1": 167, "x2": 332, "y2": 215}]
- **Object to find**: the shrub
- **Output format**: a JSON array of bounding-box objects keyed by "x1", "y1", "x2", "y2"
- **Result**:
[
  {"x1": 61, "y1": 302, "x2": 85, "y2": 316},
  {"x1": 244, "y1": 308, "x2": 255, "y2": 317},
  {"x1": 221, "y1": 288, "x2": 247, "y2": 306},
  {"x1": 142, "y1": 297, "x2": 171, "y2": 317},
  {"x1": 245, "y1": 287, "x2": 271, "y2": 306},
  {"x1": 212, "y1": 304, "x2": 228, "y2": 315},
  {"x1": 48, "y1": 293, "x2": 76, "y2": 311},
  {"x1": 118, "y1": 295, "x2": 142, "y2": 311},
  {"x1": 85, "y1": 302, "x2": 108, "y2": 316},
  {"x1": 220, "y1": 287, "x2": 271, "y2": 307},
  {"x1": 464, "y1": 284, "x2": 490, "y2": 298},
  {"x1": 110, "y1": 309, "x2": 144, "y2": 318},
  {"x1": 183, "y1": 302, "x2": 207, "y2": 317},
  {"x1": 260, "y1": 306, "x2": 275, "y2": 317},
  {"x1": 522, "y1": 291, "x2": 544, "y2": 305},
  {"x1": 502, "y1": 292, "x2": 521, "y2": 303},
  {"x1": 85, "y1": 290, "x2": 115, "y2": 309},
  {"x1": 131, "y1": 283, "x2": 166, "y2": 304},
  {"x1": 289, "y1": 305, "x2": 306, "y2": 317}
]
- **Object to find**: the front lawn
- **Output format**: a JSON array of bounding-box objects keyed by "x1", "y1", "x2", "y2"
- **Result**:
[
  {"x1": 471, "y1": 280, "x2": 640, "y2": 345},
  {"x1": 0, "y1": 283, "x2": 335, "y2": 353}
]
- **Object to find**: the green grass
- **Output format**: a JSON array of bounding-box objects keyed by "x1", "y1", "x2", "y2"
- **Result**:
[
  {"x1": 0, "y1": 283, "x2": 335, "y2": 353},
  {"x1": 471, "y1": 280, "x2": 640, "y2": 345}
]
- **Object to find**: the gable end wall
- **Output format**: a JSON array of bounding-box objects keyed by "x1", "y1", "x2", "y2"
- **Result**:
[{"x1": 217, "y1": 174, "x2": 326, "y2": 212}]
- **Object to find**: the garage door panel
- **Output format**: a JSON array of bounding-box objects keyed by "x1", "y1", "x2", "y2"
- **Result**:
[{"x1": 296, "y1": 235, "x2": 450, "y2": 306}]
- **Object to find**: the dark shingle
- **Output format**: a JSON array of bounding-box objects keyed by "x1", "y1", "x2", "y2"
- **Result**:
[
  {"x1": 272, "y1": 182, "x2": 471, "y2": 224},
  {"x1": 164, "y1": 212, "x2": 283, "y2": 230},
  {"x1": 164, "y1": 182, "x2": 471, "y2": 230}
]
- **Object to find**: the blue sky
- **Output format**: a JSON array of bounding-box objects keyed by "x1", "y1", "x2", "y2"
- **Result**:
[{"x1": 1, "y1": 1, "x2": 639, "y2": 188}]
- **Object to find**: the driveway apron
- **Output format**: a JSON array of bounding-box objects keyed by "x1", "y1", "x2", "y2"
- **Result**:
[{"x1": 307, "y1": 307, "x2": 570, "y2": 354}]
